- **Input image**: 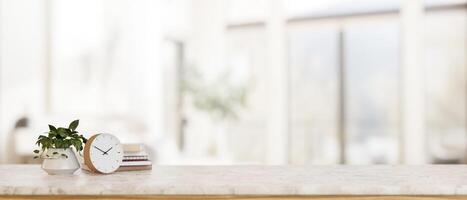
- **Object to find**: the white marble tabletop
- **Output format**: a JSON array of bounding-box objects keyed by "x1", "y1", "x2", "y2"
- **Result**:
[{"x1": 1, "y1": 165, "x2": 467, "y2": 195}]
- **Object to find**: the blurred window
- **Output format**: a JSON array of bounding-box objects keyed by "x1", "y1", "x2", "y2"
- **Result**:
[
  {"x1": 287, "y1": 18, "x2": 401, "y2": 164},
  {"x1": 424, "y1": 9, "x2": 467, "y2": 164},
  {"x1": 224, "y1": 27, "x2": 269, "y2": 163},
  {"x1": 343, "y1": 20, "x2": 400, "y2": 164},
  {"x1": 285, "y1": 0, "x2": 466, "y2": 165},
  {"x1": 182, "y1": 26, "x2": 269, "y2": 164},
  {"x1": 288, "y1": 25, "x2": 340, "y2": 164}
]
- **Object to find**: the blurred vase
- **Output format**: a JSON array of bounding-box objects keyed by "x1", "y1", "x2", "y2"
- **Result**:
[{"x1": 41, "y1": 148, "x2": 80, "y2": 175}]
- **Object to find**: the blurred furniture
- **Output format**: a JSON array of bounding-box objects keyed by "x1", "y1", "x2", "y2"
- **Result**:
[{"x1": 2, "y1": 165, "x2": 467, "y2": 199}]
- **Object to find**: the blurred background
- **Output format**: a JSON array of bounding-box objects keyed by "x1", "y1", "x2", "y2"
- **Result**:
[{"x1": 0, "y1": 0, "x2": 465, "y2": 165}]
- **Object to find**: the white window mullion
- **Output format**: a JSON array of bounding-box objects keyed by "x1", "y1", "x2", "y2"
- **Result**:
[
  {"x1": 400, "y1": 0, "x2": 426, "y2": 164},
  {"x1": 266, "y1": 0, "x2": 289, "y2": 164}
]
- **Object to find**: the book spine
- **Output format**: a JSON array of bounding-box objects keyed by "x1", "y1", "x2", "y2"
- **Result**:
[
  {"x1": 120, "y1": 161, "x2": 152, "y2": 166},
  {"x1": 122, "y1": 156, "x2": 149, "y2": 160},
  {"x1": 123, "y1": 159, "x2": 149, "y2": 161}
]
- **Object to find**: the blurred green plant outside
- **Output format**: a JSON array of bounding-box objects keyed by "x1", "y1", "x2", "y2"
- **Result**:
[{"x1": 182, "y1": 66, "x2": 248, "y2": 121}]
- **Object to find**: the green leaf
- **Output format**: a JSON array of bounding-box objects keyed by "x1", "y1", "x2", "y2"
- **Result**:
[
  {"x1": 54, "y1": 140, "x2": 60, "y2": 148},
  {"x1": 48, "y1": 125, "x2": 57, "y2": 132},
  {"x1": 73, "y1": 139, "x2": 82, "y2": 152},
  {"x1": 57, "y1": 128, "x2": 67, "y2": 138},
  {"x1": 48, "y1": 131, "x2": 57, "y2": 137},
  {"x1": 69, "y1": 120, "x2": 79, "y2": 131},
  {"x1": 33, "y1": 150, "x2": 39, "y2": 154},
  {"x1": 80, "y1": 135, "x2": 88, "y2": 144}
]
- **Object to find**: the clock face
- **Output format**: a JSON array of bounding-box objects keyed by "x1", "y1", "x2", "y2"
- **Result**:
[{"x1": 86, "y1": 133, "x2": 123, "y2": 174}]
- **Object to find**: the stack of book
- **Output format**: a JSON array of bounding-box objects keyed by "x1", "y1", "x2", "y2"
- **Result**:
[{"x1": 119, "y1": 143, "x2": 152, "y2": 171}]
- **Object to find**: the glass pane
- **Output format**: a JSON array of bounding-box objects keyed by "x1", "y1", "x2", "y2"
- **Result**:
[
  {"x1": 344, "y1": 21, "x2": 400, "y2": 164},
  {"x1": 174, "y1": 27, "x2": 269, "y2": 164},
  {"x1": 223, "y1": 27, "x2": 268, "y2": 163},
  {"x1": 424, "y1": 10, "x2": 467, "y2": 164},
  {"x1": 288, "y1": 25, "x2": 340, "y2": 164}
]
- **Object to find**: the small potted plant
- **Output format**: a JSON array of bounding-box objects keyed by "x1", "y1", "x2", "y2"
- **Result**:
[{"x1": 33, "y1": 120, "x2": 87, "y2": 175}]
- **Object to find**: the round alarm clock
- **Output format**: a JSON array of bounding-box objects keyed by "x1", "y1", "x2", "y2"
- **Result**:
[{"x1": 84, "y1": 133, "x2": 123, "y2": 174}]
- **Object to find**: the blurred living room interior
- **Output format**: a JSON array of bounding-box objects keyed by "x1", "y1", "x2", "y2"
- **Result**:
[{"x1": 0, "y1": 0, "x2": 465, "y2": 165}]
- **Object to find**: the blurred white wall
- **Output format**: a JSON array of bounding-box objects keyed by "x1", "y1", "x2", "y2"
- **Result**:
[{"x1": 0, "y1": 0, "x2": 47, "y2": 162}]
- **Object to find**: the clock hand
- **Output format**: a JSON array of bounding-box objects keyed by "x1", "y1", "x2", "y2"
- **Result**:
[
  {"x1": 93, "y1": 146, "x2": 107, "y2": 154},
  {"x1": 103, "y1": 147, "x2": 113, "y2": 154}
]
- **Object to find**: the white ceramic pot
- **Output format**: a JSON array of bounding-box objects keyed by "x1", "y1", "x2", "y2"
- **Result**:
[{"x1": 41, "y1": 148, "x2": 80, "y2": 175}]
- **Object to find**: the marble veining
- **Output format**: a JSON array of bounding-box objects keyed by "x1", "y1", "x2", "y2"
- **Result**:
[{"x1": 1, "y1": 165, "x2": 467, "y2": 195}]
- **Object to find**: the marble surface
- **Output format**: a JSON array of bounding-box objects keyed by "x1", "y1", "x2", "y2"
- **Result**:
[{"x1": 1, "y1": 165, "x2": 467, "y2": 195}]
